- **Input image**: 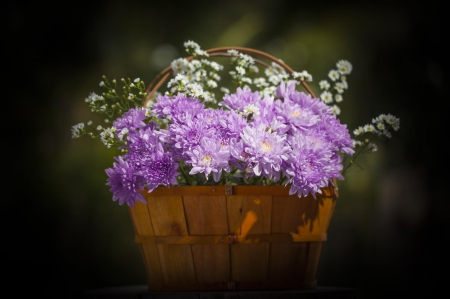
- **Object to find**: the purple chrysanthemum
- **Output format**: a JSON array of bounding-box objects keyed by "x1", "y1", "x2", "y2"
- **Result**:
[
  {"x1": 105, "y1": 156, "x2": 146, "y2": 207},
  {"x1": 285, "y1": 132, "x2": 344, "y2": 198},
  {"x1": 152, "y1": 93, "x2": 205, "y2": 118},
  {"x1": 140, "y1": 143, "x2": 179, "y2": 192},
  {"x1": 186, "y1": 137, "x2": 230, "y2": 182},
  {"x1": 239, "y1": 123, "x2": 290, "y2": 181},
  {"x1": 113, "y1": 107, "x2": 147, "y2": 135},
  {"x1": 218, "y1": 86, "x2": 261, "y2": 111}
]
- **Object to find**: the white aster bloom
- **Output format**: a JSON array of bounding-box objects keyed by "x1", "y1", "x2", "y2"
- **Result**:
[
  {"x1": 331, "y1": 105, "x2": 341, "y2": 115},
  {"x1": 334, "y1": 82, "x2": 345, "y2": 94},
  {"x1": 353, "y1": 126, "x2": 364, "y2": 136},
  {"x1": 236, "y1": 66, "x2": 246, "y2": 75},
  {"x1": 328, "y1": 70, "x2": 340, "y2": 81},
  {"x1": 249, "y1": 65, "x2": 259, "y2": 73},
  {"x1": 319, "y1": 80, "x2": 330, "y2": 90},
  {"x1": 336, "y1": 60, "x2": 353, "y2": 75},
  {"x1": 243, "y1": 104, "x2": 260, "y2": 117},
  {"x1": 320, "y1": 91, "x2": 333, "y2": 104},
  {"x1": 363, "y1": 124, "x2": 376, "y2": 133},
  {"x1": 368, "y1": 142, "x2": 378, "y2": 152},
  {"x1": 227, "y1": 49, "x2": 239, "y2": 56},
  {"x1": 376, "y1": 122, "x2": 385, "y2": 131},
  {"x1": 207, "y1": 80, "x2": 218, "y2": 88},
  {"x1": 334, "y1": 94, "x2": 343, "y2": 103},
  {"x1": 296, "y1": 70, "x2": 313, "y2": 82}
]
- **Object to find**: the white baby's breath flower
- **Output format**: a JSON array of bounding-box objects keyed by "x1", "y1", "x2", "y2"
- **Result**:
[
  {"x1": 243, "y1": 104, "x2": 260, "y2": 117},
  {"x1": 334, "y1": 82, "x2": 345, "y2": 94},
  {"x1": 236, "y1": 66, "x2": 246, "y2": 75},
  {"x1": 328, "y1": 70, "x2": 340, "y2": 81},
  {"x1": 320, "y1": 91, "x2": 333, "y2": 104},
  {"x1": 368, "y1": 142, "x2": 378, "y2": 152},
  {"x1": 184, "y1": 40, "x2": 200, "y2": 49},
  {"x1": 383, "y1": 130, "x2": 392, "y2": 138},
  {"x1": 227, "y1": 49, "x2": 239, "y2": 56},
  {"x1": 262, "y1": 86, "x2": 277, "y2": 97},
  {"x1": 241, "y1": 77, "x2": 252, "y2": 84},
  {"x1": 249, "y1": 65, "x2": 259, "y2": 73},
  {"x1": 210, "y1": 61, "x2": 223, "y2": 71},
  {"x1": 331, "y1": 105, "x2": 341, "y2": 115},
  {"x1": 133, "y1": 78, "x2": 140, "y2": 83},
  {"x1": 334, "y1": 94, "x2": 343, "y2": 103},
  {"x1": 171, "y1": 58, "x2": 189, "y2": 74},
  {"x1": 353, "y1": 126, "x2": 364, "y2": 136},
  {"x1": 87, "y1": 120, "x2": 93, "y2": 126},
  {"x1": 376, "y1": 122, "x2": 386, "y2": 131},
  {"x1": 254, "y1": 77, "x2": 269, "y2": 87},
  {"x1": 186, "y1": 82, "x2": 204, "y2": 98},
  {"x1": 363, "y1": 124, "x2": 376, "y2": 133},
  {"x1": 71, "y1": 123, "x2": 84, "y2": 139},
  {"x1": 336, "y1": 60, "x2": 353, "y2": 75},
  {"x1": 295, "y1": 70, "x2": 313, "y2": 82},
  {"x1": 391, "y1": 122, "x2": 400, "y2": 131},
  {"x1": 220, "y1": 87, "x2": 230, "y2": 94},
  {"x1": 207, "y1": 80, "x2": 218, "y2": 88},
  {"x1": 319, "y1": 80, "x2": 330, "y2": 90},
  {"x1": 353, "y1": 140, "x2": 363, "y2": 147},
  {"x1": 268, "y1": 75, "x2": 281, "y2": 85}
]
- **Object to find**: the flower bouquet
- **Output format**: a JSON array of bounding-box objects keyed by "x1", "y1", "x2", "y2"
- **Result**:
[{"x1": 72, "y1": 41, "x2": 400, "y2": 291}]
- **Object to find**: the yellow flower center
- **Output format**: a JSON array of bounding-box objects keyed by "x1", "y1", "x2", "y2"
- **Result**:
[
  {"x1": 261, "y1": 141, "x2": 272, "y2": 151},
  {"x1": 291, "y1": 110, "x2": 301, "y2": 117},
  {"x1": 201, "y1": 154, "x2": 213, "y2": 164}
]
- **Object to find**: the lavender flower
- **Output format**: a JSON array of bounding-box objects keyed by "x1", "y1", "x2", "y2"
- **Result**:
[
  {"x1": 113, "y1": 107, "x2": 147, "y2": 134},
  {"x1": 239, "y1": 123, "x2": 290, "y2": 181},
  {"x1": 186, "y1": 137, "x2": 230, "y2": 181},
  {"x1": 105, "y1": 156, "x2": 146, "y2": 207}
]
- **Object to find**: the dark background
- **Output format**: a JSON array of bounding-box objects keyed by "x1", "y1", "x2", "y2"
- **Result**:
[{"x1": 3, "y1": 1, "x2": 448, "y2": 298}]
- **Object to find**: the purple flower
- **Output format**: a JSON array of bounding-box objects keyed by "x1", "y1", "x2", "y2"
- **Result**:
[
  {"x1": 319, "y1": 115, "x2": 355, "y2": 156},
  {"x1": 105, "y1": 156, "x2": 146, "y2": 207},
  {"x1": 239, "y1": 123, "x2": 290, "y2": 181},
  {"x1": 285, "y1": 132, "x2": 344, "y2": 198},
  {"x1": 186, "y1": 137, "x2": 230, "y2": 182},
  {"x1": 218, "y1": 86, "x2": 261, "y2": 111},
  {"x1": 169, "y1": 113, "x2": 216, "y2": 156},
  {"x1": 152, "y1": 93, "x2": 205, "y2": 118},
  {"x1": 140, "y1": 143, "x2": 179, "y2": 192},
  {"x1": 113, "y1": 107, "x2": 147, "y2": 135}
]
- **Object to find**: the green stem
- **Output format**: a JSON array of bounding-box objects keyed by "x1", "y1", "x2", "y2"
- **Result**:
[{"x1": 178, "y1": 162, "x2": 192, "y2": 185}]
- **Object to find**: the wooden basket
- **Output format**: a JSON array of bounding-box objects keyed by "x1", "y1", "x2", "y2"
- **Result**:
[
  {"x1": 128, "y1": 47, "x2": 338, "y2": 291},
  {"x1": 130, "y1": 185, "x2": 337, "y2": 291}
]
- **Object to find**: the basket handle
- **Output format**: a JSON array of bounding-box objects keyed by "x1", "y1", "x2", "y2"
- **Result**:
[{"x1": 143, "y1": 46, "x2": 316, "y2": 108}]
